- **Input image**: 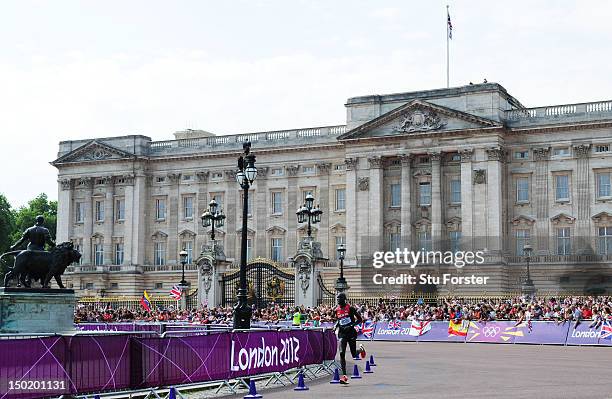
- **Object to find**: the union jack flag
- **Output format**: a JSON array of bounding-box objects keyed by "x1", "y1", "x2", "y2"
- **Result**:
[
  {"x1": 169, "y1": 285, "x2": 182, "y2": 301},
  {"x1": 600, "y1": 321, "x2": 612, "y2": 340},
  {"x1": 387, "y1": 319, "x2": 402, "y2": 330},
  {"x1": 356, "y1": 321, "x2": 375, "y2": 339}
]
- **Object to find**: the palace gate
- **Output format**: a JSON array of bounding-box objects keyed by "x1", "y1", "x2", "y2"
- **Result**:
[{"x1": 221, "y1": 258, "x2": 295, "y2": 308}]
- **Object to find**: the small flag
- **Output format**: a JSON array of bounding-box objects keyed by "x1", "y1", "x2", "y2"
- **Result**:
[
  {"x1": 387, "y1": 319, "x2": 402, "y2": 331},
  {"x1": 409, "y1": 320, "x2": 432, "y2": 336},
  {"x1": 600, "y1": 321, "x2": 612, "y2": 340},
  {"x1": 140, "y1": 290, "x2": 152, "y2": 312},
  {"x1": 448, "y1": 319, "x2": 468, "y2": 336},
  {"x1": 447, "y1": 9, "x2": 453, "y2": 39},
  {"x1": 169, "y1": 285, "x2": 182, "y2": 301}
]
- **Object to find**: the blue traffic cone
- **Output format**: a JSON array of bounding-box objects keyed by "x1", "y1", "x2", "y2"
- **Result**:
[
  {"x1": 294, "y1": 371, "x2": 309, "y2": 391},
  {"x1": 168, "y1": 388, "x2": 176, "y2": 399},
  {"x1": 244, "y1": 380, "x2": 262, "y2": 399},
  {"x1": 364, "y1": 360, "x2": 373, "y2": 374},
  {"x1": 94, "y1": 396, "x2": 101, "y2": 399},
  {"x1": 350, "y1": 364, "x2": 361, "y2": 379},
  {"x1": 369, "y1": 354, "x2": 376, "y2": 366},
  {"x1": 330, "y1": 368, "x2": 341, "y2": 384}
]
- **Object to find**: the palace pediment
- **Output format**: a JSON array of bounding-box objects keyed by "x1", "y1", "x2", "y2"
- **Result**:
[
  {"x1": 52, "y1": 140, "x2": 136, "y2": 165},
  {"x1": 337, "y1": 100, "x2": 502, "y2": 140}
]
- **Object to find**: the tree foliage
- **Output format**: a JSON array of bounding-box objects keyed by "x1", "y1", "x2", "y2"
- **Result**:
[
  {"x1": 10, "y1": 193, "x2": 58, "y2": 245},
  {"x1": 0, "y1": 194, "x2": 16, "y2": 274}
]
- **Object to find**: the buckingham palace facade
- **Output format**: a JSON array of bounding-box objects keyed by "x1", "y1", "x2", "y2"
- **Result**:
[{"x1": 53, "y1": 83, "x2": 612, "y2": 297}]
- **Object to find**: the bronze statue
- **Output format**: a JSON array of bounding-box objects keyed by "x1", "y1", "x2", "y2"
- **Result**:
[
  {"x1": 10, "y1": 215, "x2": 56, "y2": 251},
  {"x1": 1, "y1": 215, "x2": 80, "y2": 289}
]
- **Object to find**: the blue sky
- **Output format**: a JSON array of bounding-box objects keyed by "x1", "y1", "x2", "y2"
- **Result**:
[{"x1": 1, "y1": 0, "x2": 611, "y2": 207}]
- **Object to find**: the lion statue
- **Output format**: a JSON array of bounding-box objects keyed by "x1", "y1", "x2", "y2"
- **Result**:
[{"x1": 2, "y1": 242, "x2": 81, "y2": 289}]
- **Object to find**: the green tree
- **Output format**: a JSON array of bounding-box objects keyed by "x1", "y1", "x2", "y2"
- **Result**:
[
  {"x1": 10, "y1": 193, "x2": 58, "y2": 247},
  {"x1": 0, "y1": 194, "x2": 16, "y2": 275}
]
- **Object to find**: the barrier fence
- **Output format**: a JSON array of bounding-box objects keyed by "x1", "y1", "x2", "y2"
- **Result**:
[
  {"x1": 353, "y1": 319, "x2": 612, "y2": 346},
  {"x1": 0, "y1": 328, "x2": 337, "y2": 399}
]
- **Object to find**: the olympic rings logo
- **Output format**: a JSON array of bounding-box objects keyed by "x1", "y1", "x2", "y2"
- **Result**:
[{"x1": 482, "y1": 326, "x2": 500, "y2": 337}]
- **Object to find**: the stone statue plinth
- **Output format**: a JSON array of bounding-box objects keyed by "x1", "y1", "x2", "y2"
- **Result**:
[{"x1": 0, "y1": 287, "x2": 76, "y2": 334}]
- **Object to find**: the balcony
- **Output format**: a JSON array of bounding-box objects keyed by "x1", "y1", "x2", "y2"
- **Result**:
[
  {"x1": 504, "y1": 100, "x2": 612, "y2": 128},
  {"x1": 149, "y1": 125, "x2": 346, "y2": 155}
]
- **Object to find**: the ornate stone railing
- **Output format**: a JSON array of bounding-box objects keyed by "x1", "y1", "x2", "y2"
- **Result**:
[
  {"x1": 505, "y1": 254, "x2": 612, "y2": 264},
  {"x1": 149, "y1": 124, "x2": 346, "y2": 153},
  {"x1": 505, "y1": 100, "x2": 612, "y2": 123}
]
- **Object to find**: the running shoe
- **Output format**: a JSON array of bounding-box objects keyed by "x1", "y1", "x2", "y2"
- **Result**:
[
  {"x1": 339, "y1": 375, "x2": 349, "y2": 385},
  {"x1": 359, "y1": 344, "x2": 366, "y2": 359}
]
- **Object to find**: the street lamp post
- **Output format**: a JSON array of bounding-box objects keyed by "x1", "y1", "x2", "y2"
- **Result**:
[
  {"x1": 179, "y1": 250, "x2": 188, "y2": 287},
  {"x1": 234, "y1": 141, "x2": 257, "y2": 329},
  {"x1": 335, "y1": 244, "x2": 349, "y2": 292},
  {"x1": 522, "y1": 244, "x2": 535, "y2": 296},
  {"x1": 296, "y1": 194, "x2": 322, "y2": 238},
  {"x1": 200, "y1": 199, "x2": 226, "y2": 242}
]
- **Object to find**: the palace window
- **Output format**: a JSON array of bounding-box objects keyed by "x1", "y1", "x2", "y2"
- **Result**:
[
  {"x1": 155, "y1": 198, "x2": 166, "y2": 220},
  {"x1": 516, "y1": 177, "x2": 530, "y2": 202},
  {"x1": 556, "y1": 228, "x2": 571, "y2": 255},
  {"x1": 514, "y1": 150, "x2": 529, "y2": 160},
  {"x1": 75, "y1": 202, "x2": 85, "y2": 223},
  {"x1": 183, "y1": 241, "x2": 193, "y2": 264},
  {"x1": 515, "y1": 229, "x2": 530, "y2": 255},
  {"x1": 115, "y1": 243, "x2": 124, "y2": 265},
  {"x1": 73, "y1": 242, "x2": 83, "y2": 265},
  {"x1": 390, "y1": 184, "x2": 401, "y2": 207},
  {"x1": 596, "y1": 172, "x2": 611, "y2": 197},
  {"x1": 271, "y1": 191, "x2": 283, "y2": 214},
  {"x1": 271, "y1": 168, "x2": 283, "y2": 177},
  {"x1": 555, "y1": 175, "x2": 570, "y2": 201},
  {"x1": 94, "y1": 243, "x2": 104, "y2": 265},
  {"x1": 334, "y1": 164, "x2": 346, "y2": 171},
  {"x1": 449, "y1": 231, "x2": 462, "y2": 253},
  {"x1": 211, "y1": 193, "x2": 224, "y2": 210},
  {"x1": 335, "y1": 236, "x2": 346, "y2": 260},
  {"x1": 182, "y1": 174, "x2": 194, "y2": 182},
  {"x1": 95, "y1": 200, "x2": 104, "y2": 222},
  {"x1": 450, "y1": 179, "x2": 461, "y2": 204},
  {"x1": 156, "y1": 176, "x2": 166, "y2": 183},
  {"x1": 111, "y1": 283, "x2": 119, "y2": 289},
  {"x1": 598, "y1": 226, "x2": 612, "y2": 255},
  {"x1": 553, "y1": 147, "x2": 570, "y2": 157},
  {"x1": 417, "y1": 231, "x2": 432, "y2": 251},
  {"x1": 335, "y1": 188, "x2": 346, "y2": 211},
  {"x1": 241, "y1": 191, "x2": 254, "y2": 216},
  {"x1": 419, "y1": 182, "x2": 431, "y2": 206},
  {"x1": 389, "y1": 232, "x2": 401, "y2": 251},
  {"x1": 271, "y1": 238, "x2": 283, "y2": 261},
  {"x1": 115, "y1": 199, "x2": 125, "y2": 221},
  {"x1": 154, "y1": 242, "x2": 166, "y2": 265},
  {"x1": 302, "y1": 166, "x2": 315, "y2": 174},
  {"x1": 246, "y1": 238, "x2": 253, "y2": 260},
  {"x1": 183, "y1": 196, "x2": 194, "y2": 219},
  {"x1": 155, "y1": 282, "x2": 163, "y2": 289},
  {"x1": 450, "y1": 153, "x2": 461, "y2": 162},
  {"x1": 595, "y1": 145, "x2": 610, "y2": 153}
]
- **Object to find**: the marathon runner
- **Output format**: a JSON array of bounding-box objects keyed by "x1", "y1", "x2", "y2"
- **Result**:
[{"x1": 334, "y1": 292, "x2": 365, "y2": 385}]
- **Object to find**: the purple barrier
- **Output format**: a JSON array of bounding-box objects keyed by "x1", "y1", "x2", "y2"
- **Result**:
[
  {"x1": 565, "y1": 321, "x2": 607, "y2": 346},
  {"x1": 68, "y1": 335, "x2": 132, "y2": 393},
  {"x1": 1, "y1": 329, "x2": 336, "y2": 399},
  {"x1": 416, "y1": 321, "x2": 467, "y2": 342},
  {"x1": 373, "y1": 321, "x2": 416, "y2": 341},
  {"x1": 0, "y1": 337, "x2": 70, "y2": 399},
  {"x1": 513, "y1": 321, "x2": 569, "y2": 345},
  {"x1": 466, "y1": 321, "x2": 519, "y2": 344}
]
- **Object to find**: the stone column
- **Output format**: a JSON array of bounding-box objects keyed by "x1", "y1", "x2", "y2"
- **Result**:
[
  {"x1": 130, "y1": 174, "x2": 147, "y2": 265},
  {"x1": 317, "y1": 163, "x2": 332, "y2": 256},
  {"x1": 368, "y1": 156, "x2": 384, "y2": 254},
  {"x1": 485, "y1": 147, "x2": 505, "y2": 255},
  {"x1": 345, "y1": 158, "x2": 358, "y2": 264},
  {"x1": 255, "y1": 168, "x2": 269, "y2": 258},
  {"x1": 400, "y1": 154, "x2": 413, "y2": 250},
  {"x1": 224, "y1": 170, "x2": 237, "y2": 260},
  {"x1": 103, "y1": 176, "x2": 115, "y2": 264},
  {"x1": 573, "y1": 144, "x2": 592, "y2": 254},
  {"x1": 460, "y1": 149, "x2": 474, "y2": 250},
  {"x1": 81, "y1": 178, "x2": 94, "y2": 265},
  {"x1": 167, "y1": 173, "x2": 181, "y2": 265},
  {"x1": 286, "y1": 165, "x2": 299, "y2": 258},
  {"x1": 533, "y1": 147, "x2": 550, "y2": 255},
  {"x1": 293, "y1": 255, "x2": 318, "y2": 308},
  {"x1": 429, "y1": 152, "x2": 442, "y2": 250},
  {"x1": 196, "y1": 171, "x2": 210, "y2": 253},
  {"x1": 123, "y1": 174, "x2": 135, "y2": 265},
  {"x1": 56, "y1": 179, "x2": 73, "y2": 243}
]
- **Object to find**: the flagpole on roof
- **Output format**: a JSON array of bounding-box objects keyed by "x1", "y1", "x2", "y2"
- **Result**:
[{"x1": 446, "y1": 5, "x2": 450, "y2": 88}]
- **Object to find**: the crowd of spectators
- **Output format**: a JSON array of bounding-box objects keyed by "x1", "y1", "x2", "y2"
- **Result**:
[{"x1": 74, "y1": 295, "x2": 611, "y2": 329}]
